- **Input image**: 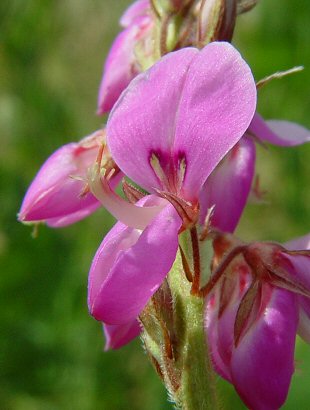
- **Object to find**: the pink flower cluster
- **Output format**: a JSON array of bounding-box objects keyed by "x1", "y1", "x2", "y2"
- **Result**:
[{"x1": 19, "y1": 1, "x2": 310, "y2": 409}]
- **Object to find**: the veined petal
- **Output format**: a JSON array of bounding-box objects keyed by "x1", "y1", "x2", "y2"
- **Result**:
[
  {"x1": 107, "y1": 42, "x2": 256, "y2": 201},
  {"x1": 231, "y1": 286, "x2": 298, "y2": 410},
  {"x1": 103, "y1": 320, "x2": 141, "y2": 350},
  {"x1": 249, "y1": 113, "x2": 310, "y2": 146},
  {"x1": 199, "y1": 137, "x2": 255, "y2": 232},
  {"x1": 120, "y1": 0, "x2": 150, "y2": 27},
  {"x1": 107, "y1": 47, "x2": 199, "y2": 193},
  {"x1": 174, "y1": 42, "x2": 256, "y2": 200},
  {"x1": 88, "y1": 198, "x2": 181, "y2": 324}
]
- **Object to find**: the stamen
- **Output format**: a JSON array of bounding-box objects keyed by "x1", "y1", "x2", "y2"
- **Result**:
[
  {"x1": 150, "y1": 153, "x2": 170, "y2": 191},
  {"x1": 79, "y1": 183, "x2": 90, "y2": 198},
  {"x1": 176, "y1": 156, "x2": 186, "y2": 194},
  {"x1": 96, "y1": 142, "x2": 105, "y2": 167},
  {"x1": 155, "y1": 189, "x2": 198, "y2": 229},
  {"x1": 197, "y1": 0, "x2": 207, "y2": 45},
  {"x1": 88, "y1": 164, "x2": 164, "y2": 230}
]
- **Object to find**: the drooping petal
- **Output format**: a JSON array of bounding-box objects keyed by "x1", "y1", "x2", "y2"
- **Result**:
[
  {"x1": 231, "y1": 286, "x2": 298, "y2": 410},
  {"x1": 120, "y1": 0, "x2": 150, "y2": 27},
  {"x1": 107, "y1": 42, "x2": 256, "y2": 201},
  {"x1": 249, "y1": 113, "x2": 310, "y2": 146},
  {"x1": 18, "y1": 134, "x2": 103, "y2": 224},
  {"x1": 97, "y1": 27, "x2": 141, "y2": 114},
  {"x1": 46, "y1": 202, "x2": 101, "y2": 227},
  {"x1": 199, "y1": 137, "x2": 255, "y2": 232},
  {"x1": 88, "y1": 197, "x2": 182, "y2": 325},
  {"x1": 103, "y1": 320, "x2": 141, "y2": 350}
]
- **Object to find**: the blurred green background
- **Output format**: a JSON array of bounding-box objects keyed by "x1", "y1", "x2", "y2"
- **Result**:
[{"x1": 1, "y1": 0, "x2": 310, "y2": 409}]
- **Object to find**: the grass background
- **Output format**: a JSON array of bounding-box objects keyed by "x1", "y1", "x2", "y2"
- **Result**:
[{"x1": 1, "y1": 1, "x2": 310, "y2": 409}]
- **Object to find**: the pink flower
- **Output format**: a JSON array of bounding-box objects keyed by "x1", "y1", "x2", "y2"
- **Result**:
[
  {"x1": 199, "y1": 136, "x2": 256, "y2": 232},
  {"x1": 205, "y1": 233, "x2": 310, "y2": 410},
  {"x1": 199, "y1": 113, "x2": 310, "y2": 234},
  {"x1": 87, "y1": 42, "x2": 257, "y2": 348},
  {"x1": 18, "y1": 130, "x2": 121, "y2": 227},
  {"x1": 249, "y1": 112, "x2": 310, "y2": 147},
  {"x1": 97, "y1": 0, "x2": 152, "y2": 114},
  {"x1": 103, "y1": 320, "x2": 142, "y2": 350}
]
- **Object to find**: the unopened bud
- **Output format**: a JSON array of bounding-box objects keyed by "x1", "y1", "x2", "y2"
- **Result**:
[{"x1": 198, "y1": 0, "x2": 237, "y2": 45}]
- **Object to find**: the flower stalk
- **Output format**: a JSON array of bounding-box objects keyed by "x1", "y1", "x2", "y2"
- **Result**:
[{"x1": 141, "y1": 233, "x2": 220, "y2": 410}]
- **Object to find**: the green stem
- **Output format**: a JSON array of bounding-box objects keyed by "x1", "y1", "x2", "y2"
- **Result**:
[
  {"x1": 141, "y1": 232, "x2": 221, "y2": 410},
  {"x1": 168, "y1": 236, "x2": 221, "y2": 410}
]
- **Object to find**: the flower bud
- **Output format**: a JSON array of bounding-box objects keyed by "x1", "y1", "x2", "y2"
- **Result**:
[
  {"x1": 198, "y1": 0, "x2": 237, "y2": 45},
  {"x1": 97, "y1": 1, "x2": 153, "y2": 114},
  {"x1": 205, "y1": 232, "x2": 310, "y2": 410},
  {"x1": 18, "y1": 130, "x2": 116, "y2": 227}
]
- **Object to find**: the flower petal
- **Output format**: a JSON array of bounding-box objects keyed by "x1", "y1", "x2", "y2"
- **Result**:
[
  {"x1": 88, "y1": 197, "x2": 182, "y2": 324},
  {"x1": 46, "y1": 202, "x2": 101, "y2": 227},
  {"x1": 231, "y1": 286, "x2": 298, "y2": 410},
  {"x1": 285, "y1": 233, "x2": 310, "y2": 251},
  {"x1": 107, "y1": 47, "x2": 199, "y2": 193},
  {"x1": 103, "y1": 320, "x2": 141, "y2": 350},
  {"x1": 199, "y1": 137, "x2": 255, "y2": 232},
  {"x1": 108, "y1": 42, "x2": 256, "y2": 201},
  {"x1": 279, "y1": 251, "x2": 310, "y2": 295},
  {"x1": 174, "y1": 42, "x2": 256, "y2": 200},
  {"x1": 205, "y1": 289, "x2": 233, "y2": 381},
  {"x1": 249, "y1": 113, "x2": 310, "y2": 146},
  {"x1": 205, "y1": 263, "x2": 251, "y2": 381},
  {"x1": 18, "y1": 138, "x2": 101, "y2": 223},
  {"x1": 88, "y1": 166, "x2": 165, "y2": 229},
  {"x1": 120, "y1": 0, "x2": 149, "y2": 27},
  {"x1": 97, "y1": 26, "x2": 141, "y2": 114},
  {"x1": 298, "y1": 297, "x2": 310, "y2": 344}
]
